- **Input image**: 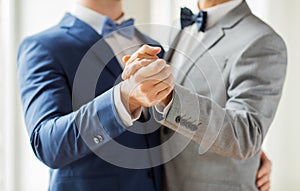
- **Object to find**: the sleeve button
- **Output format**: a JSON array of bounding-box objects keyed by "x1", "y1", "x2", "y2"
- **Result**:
[{"x1": 175, "y1": 116, "x2": 181, "y2": 123}]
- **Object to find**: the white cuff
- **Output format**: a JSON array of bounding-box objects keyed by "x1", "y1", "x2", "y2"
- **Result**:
[
  {"x1": 113, "y1": 84, "x2": 142, "y2": 127},
  {"x1": 154, "y1": 93, "x2": 174, "y2": 116}
]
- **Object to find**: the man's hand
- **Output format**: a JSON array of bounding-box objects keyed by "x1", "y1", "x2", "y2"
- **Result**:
[
  {"x1": 120, "y1": 57, "x2": 174, "y2": 115},
  {"x1": 122, "y1": 45, "x2": 162, "y2": 80},
  {"x1": 256, "y1": 151, "x2": 272, "y2": 191},
  {"x1": 120, "y1": 45, "x2": 174, "y2": 113}
]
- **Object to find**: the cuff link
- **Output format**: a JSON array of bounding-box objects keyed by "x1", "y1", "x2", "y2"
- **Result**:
[{"x1": 93, "y1": 135, "x2": 104, "y2": 144}]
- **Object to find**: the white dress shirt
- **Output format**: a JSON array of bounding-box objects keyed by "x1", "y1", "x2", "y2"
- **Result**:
[{"x1": 71, "y1": 4, "x2": 143, "y2": 127}]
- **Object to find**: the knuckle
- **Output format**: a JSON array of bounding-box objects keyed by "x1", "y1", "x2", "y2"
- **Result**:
[
  {"x1": 132, "y1": 63, "x2": 139, "y2": 71},
  {"x1": 139, "y1": 84, "x2": 147, "y2": 93},
  {"x1": 145, "y1": 93, "x2": 151, "y2": 100},
  {"x1": 157, "y1": 59, "x2": 166, "y2": 66},
  {"x1": 160, "y1": 70, "x2": 170, "y2": 79},
  {"x1": 145, "y1": 96, "x2": 153, "y2": 105},
  {"x1": 122, "y1": 68, "x2": 129, "y2": 76},
  {"x1": 141, "y1": 44, "x2": 148, "y2": 49},
  {"x1": 153, "y1": 75, "x2": 162, "y2": 82},
  {"x1": 153, "y1": 59, "x2": 162, "y2": 68},
  {"x1": 121, "y1": 73, "x2": 126, "y2": 80},
  {"x1": 124, "y1": 68, "x2": 132, "y2": 76},
  {"x1": 133, "y1": 59, "x2": 140, "y2": 64}
]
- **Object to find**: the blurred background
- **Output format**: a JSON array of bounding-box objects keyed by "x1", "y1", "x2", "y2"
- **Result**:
[{"x1": 0, "y1": 0, "x2": 299, "y2": 190}]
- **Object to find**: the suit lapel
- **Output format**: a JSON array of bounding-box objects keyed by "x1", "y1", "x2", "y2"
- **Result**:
[
  {"x1": 60, "y1": 13, "x2": 101, "y2": 47},
  {"x1": 164, "y1": 30, "x2": 183, "y2": 63},
  {"x1": 60, "y1": 13, "x2": 123, "y2": 78},
  {"x1": 173, "y1": 1, "x2": 251, "y2": 84},
  {"x1": 89, "y1": 40, "x2": 123, "y2": 78},
  {"x1": 135, "y1": 28, "x2": 160, "y2": 46},
  {"x1": 174, "y1": 26, "x2": 225, "y2": 84}
]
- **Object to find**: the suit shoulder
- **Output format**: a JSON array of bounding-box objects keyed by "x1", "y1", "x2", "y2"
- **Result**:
[
  {"x1": 236, "y1": 14, "x2": 286, "y2": 50},
  {"x1": 20, "y1": 25, "x2": 71, "y2": 49},
  {"x1": 17, "y1": 26, "x2": 67, "y2": 70},
  {"x1": 241, "y1": 14, "x2": 283, "y2": 39}
]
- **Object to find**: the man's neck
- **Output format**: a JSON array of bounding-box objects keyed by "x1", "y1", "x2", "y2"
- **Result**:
[
  {"x1": 78, "y1": 0, "x2": 123, "y2": 21},
  {"x1": 198, "y1": 0, "x2": 232, "y2": 10}
]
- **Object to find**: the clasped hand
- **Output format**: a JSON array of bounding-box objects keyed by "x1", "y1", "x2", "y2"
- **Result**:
[{"x1": 120, "y1": 45, "x2": 174, "y2": 115}]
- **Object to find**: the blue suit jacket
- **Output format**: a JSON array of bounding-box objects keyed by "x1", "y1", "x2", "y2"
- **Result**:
[{"x1": 17, "y1": 13, "x2": 164, "y2": 191}]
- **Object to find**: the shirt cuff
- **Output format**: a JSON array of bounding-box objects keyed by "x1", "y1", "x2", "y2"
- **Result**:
[
  {"x1": 154, "y1": 93, "x2": 174, "y2": 116},
  {"x1": 113, "y1": 84, "x2": 142, "y2": 127}
]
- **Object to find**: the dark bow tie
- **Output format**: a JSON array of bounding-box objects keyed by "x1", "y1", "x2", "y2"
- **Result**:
[
  {"x1": 180, "y1": 7, "x2": 207, "y2": 32},
  {"x1": 102, "y1": 17, "x2": 135, "y2": 39}
]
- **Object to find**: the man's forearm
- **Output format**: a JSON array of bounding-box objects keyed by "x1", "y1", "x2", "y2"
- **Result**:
[{"x1": 153, "y1": 84, "x2": 271, "y2": 160}]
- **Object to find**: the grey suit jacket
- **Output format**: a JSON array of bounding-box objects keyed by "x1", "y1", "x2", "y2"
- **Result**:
[{"x1": 155, "y1": 1, "x2": 287, "y2": 191}]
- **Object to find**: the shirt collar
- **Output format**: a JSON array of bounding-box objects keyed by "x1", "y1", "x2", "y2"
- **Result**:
[
  {"x1": 204, "y1": 0, "x2": 243, "y2": 29},
  {"x1": 70, "y1": 3, "x2": 127, "y2": 35}
]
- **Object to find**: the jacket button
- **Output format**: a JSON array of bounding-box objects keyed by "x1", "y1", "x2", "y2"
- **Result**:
[
  {"x1": 175, "y1": 116, "x2": 181, "y2": 123},
  {"x1": 93, "y1": 135, "x2": 104, "y2": 144}
]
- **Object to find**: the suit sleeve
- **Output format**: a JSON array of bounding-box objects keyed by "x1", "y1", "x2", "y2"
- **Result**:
[
  {"x1": 153, "y1": 33, "x2": 287, "y2": 160},
  {"x1": 17, "y1": 39, "x2": 127, "y2": 169}
]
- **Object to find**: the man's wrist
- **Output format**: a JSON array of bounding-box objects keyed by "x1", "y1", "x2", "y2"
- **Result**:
[{"x1": 120, "y1": 81, "x2": 141, "y2": 115}]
